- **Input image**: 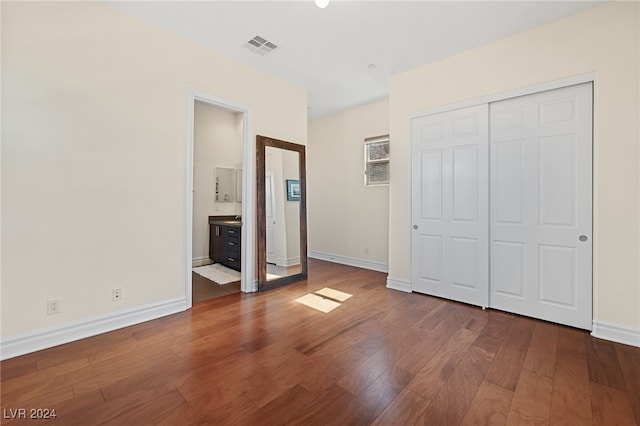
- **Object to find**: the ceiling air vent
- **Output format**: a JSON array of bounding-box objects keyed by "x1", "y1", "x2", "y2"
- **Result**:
[{"x1": 245, "y1": 35, "x2": 279, "y2": 56}]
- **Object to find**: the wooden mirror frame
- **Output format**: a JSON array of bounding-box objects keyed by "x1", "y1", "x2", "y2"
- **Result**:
[{"x1": 256, "y1": 135, "x2": 308, "y2": 291}]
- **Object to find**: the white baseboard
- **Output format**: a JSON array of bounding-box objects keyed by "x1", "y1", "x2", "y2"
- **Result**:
[
  {"x1": 0, "y1": 297, "x2": 188, "y2": 360},
  {"x1": 276, "y1": 256, "x2": 300, "y2": 268},
  {"x1": 309, "y1": 250, "x2": 388, "y2": 273},
  {"x1": 192, "y1": 256, "x2": 212, "y2": 267},
  {"x1": 386, "y1": 276, "x2": 412, "y2": 293},
  {"x1": 592, "y1": 320, "x2": 640, "y2": 348}
]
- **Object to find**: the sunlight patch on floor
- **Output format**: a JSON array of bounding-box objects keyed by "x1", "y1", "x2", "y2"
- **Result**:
[
  {"x1": 294, "y1": 288, "x2": 353, "y2": 313},
  {"x1": 295, "y1": 294, "x2": 341, "y2": 313},
  {"x1": 315, "y1": 287, "x2": 352, "y2": 302}
]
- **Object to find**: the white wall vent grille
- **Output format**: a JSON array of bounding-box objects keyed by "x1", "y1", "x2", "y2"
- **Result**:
[{"x1": 245, "y1": 35, "x2": 279, "y2": 56}]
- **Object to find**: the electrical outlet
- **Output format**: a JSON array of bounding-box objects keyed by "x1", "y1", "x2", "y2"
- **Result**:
[
  {"x1": 112, "y1": 288, "x2": 122, "y2": 301},
  {"x1": 47, "y1": 298, "x2": 61, "y2": 315}
]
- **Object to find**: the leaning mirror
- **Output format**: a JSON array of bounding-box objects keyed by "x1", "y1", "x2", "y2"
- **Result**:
[{"x1": 257, "y1": 135, "x2": 307, "y2": 291}]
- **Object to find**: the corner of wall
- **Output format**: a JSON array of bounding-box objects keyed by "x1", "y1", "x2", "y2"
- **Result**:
[
  {"x1": 386, "y1": 276, "x2": 411, "y2": 293},
  {"x1": 592, "y1": 320, "x2": 640, "y2": 348}
]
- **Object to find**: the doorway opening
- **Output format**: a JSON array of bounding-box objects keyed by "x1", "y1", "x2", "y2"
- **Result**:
[{"x1": 186, "y1": 90, "x2": 255, "y2": 308}]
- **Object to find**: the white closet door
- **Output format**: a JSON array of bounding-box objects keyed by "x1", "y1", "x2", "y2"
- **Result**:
[
  {"x1": 489, "y1": 83, "x2": 592, "y2": 329},
  {"x1": 411, "y1": 104, "x2": 489, "y2": 307}
]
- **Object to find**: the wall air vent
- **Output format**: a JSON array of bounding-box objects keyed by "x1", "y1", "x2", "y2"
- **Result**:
[{"x1": 245, "y1": 35, "x2": 279, "y2": 56}]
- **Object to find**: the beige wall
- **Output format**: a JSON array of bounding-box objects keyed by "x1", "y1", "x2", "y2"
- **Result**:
[
  {"x1": 192, "y1": 102, "x2": 242, "y2": 264},
  {"x1": 308, "y1": 99, "x2": 389, "y2": 267},
  {"x1": 1, "y1": 1, "x2": 306, "y2": 338},
  {"x1": 389, "y1": 2, "x2": 640, "y2": 330}
]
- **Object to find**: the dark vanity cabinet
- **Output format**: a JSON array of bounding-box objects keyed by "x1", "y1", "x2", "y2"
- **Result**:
[{"x1": 209, "y1": 219, "x2": 241, "y2": 271}]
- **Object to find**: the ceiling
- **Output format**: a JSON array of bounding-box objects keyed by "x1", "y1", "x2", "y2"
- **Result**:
[{"x1": 106, "y1": 1, "x2": 603, "y2": 118}]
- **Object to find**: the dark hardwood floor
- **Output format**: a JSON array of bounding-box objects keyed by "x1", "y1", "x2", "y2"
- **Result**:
[
  {"x1": 192, "y1": 271, "x2": 240, "y2": 304},
  {"x1": 2, "y1": 259, "x2": 639, "y2": 425}
]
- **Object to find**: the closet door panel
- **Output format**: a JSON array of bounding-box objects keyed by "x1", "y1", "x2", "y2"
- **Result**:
[
  {"x1": 419, "y1": 235, "x2": 442, "y2": 286},
  {"x1": 410, "y1": 82, "x2": 592, "y2": 331},
  {"x1": 452, "y1": 145, "x2": 479, "y2": 222},
  {"x1": 538, "y1": 244, "x2": 577, "y2": 308},
  {"x1": 494, "y1": 140, "x2": 525, "y2": 225},
  {"x1": 492, "y1": 240, "x2": 526, "y2": 298},
  {"x1": 420, "y1": 150, "x2": 443, "y2": 221},
  {"x1": 411, "y1": 104, "x2": 489, "y2": 307},
  {"x1": 489, "y1": 83, "x2": 592, "y2": 330},
  {"x1": 452, "y1": 237, "x2": 479, "y2": 289},
  {"x1": 539, "y1": 134, "x2": 577, "y2": 228}
]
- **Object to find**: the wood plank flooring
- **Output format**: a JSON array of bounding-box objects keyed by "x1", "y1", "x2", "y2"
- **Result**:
[
  {"x1": 2, "y1": 259, "x2": 639, "y2": 425},
  {"x1": 192, "y1": 271, "x2": 240, "y2": 304}
]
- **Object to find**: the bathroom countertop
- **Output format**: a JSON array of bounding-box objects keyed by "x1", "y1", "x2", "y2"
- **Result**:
[{"x1": 208, "y1": 217, "x2": 242, "y2": 227}]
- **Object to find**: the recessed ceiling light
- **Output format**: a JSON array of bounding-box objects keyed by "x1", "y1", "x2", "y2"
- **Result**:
[
  {"x1": 315, "y1": 0, "x2": 330, "y2": 8},
  {"x1": 368, "y1": 64, "x2": 376, "y2": 69}
]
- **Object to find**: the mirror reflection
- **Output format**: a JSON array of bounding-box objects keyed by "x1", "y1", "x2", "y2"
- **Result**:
[
  {"x1": 265, "y1": 146, "x2": 302, "y2": 280},
  {"x1": 215, "y1": 166, "x2": 235, "y2": 202},
  {"x1": 257, "y1": 135, "x2": 307, "y2": 291}
]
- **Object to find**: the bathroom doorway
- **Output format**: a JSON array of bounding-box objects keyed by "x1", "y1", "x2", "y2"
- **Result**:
[{"x1": 186, "y1": 90, "x2": 255, "y2": 307}]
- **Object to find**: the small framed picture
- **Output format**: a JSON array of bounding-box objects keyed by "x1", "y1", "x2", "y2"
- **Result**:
[{"x1": 286, "y1": 179, "x2": 300, "y2": 201}]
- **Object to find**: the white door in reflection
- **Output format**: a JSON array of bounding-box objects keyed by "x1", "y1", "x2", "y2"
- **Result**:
[{"x1": 265, "y1": 174, "x2": 277, "y2": 264}]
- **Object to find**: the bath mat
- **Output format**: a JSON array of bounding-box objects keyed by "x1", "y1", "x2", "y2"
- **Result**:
[{"x1": 193, "y1": 263, "x2": 240, "y2": 285}]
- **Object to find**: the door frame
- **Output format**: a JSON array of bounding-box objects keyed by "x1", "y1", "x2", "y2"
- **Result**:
[
  {"x1": 411, "y1": 73, "x2": 596, "y2": 120},
  {"x1": 410, "y1": 72, "x2": 596, "y2": 324},
  {"x1": 186, "y1": 89, "x2": 255, "y2": 308}
]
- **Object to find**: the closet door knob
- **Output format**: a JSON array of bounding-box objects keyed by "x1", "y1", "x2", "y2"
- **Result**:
[
  {"x1": 579, "y1": 235, "x2": 588, "y2": 242},
  {"x1": 413, "y1": 225, "x2": 418, "y2": 230}
]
